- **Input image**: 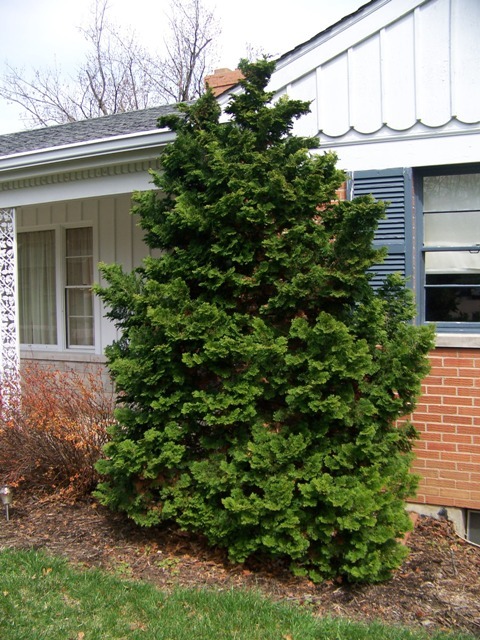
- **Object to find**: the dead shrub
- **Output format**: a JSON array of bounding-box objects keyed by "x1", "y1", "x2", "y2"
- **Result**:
[{"x1": 0, "y1": 363, "x2": 115, "y2": 500}]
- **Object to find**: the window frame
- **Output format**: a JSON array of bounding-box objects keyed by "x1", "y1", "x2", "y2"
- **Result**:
[
  {"x1": 17, "y1": 222, "x2": 97, "y2": 352},
  {"x1": 415, "y1": 164, "x2": 480, "y2": 333}
]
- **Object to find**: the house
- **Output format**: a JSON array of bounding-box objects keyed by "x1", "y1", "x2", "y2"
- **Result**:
[
  {"x1": 0, "y1": 0, "x2": 479, "y2": 540},
  {"x1": 0, "y1": 105, "x2": 178, "y2": 378}
]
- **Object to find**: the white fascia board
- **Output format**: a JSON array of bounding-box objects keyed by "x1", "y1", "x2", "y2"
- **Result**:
[
  {"x1": 0, "y1": 128, "x2": 175, "y2": 178},
  {"x1": 271, "y1": 0, "x2": 428, "y2": 91},
  {"x1": 320, "y1": 129, "x2": 480, "y2": 172}
]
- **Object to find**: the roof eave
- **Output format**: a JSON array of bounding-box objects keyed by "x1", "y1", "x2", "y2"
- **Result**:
[{"x1": 0, "y1": 127, "x2": 174, "y2": 176}]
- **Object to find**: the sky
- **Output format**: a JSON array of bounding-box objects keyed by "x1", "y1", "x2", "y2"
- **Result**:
[{"x1": 0, "y1": 0, "x2": 365, "y2": 135}]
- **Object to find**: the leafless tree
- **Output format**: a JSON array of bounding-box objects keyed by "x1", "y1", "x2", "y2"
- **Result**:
[
  {"x1": 152, "y1": 0, "x2": 219, "y2": 103},
  {"x1": 0, "y1": 0, "x2": 220, "y2": 128}
]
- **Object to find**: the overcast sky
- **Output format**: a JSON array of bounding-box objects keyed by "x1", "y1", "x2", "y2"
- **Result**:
[{"x1": 0, "y1": 0, "x2": 364, "y2": 135}]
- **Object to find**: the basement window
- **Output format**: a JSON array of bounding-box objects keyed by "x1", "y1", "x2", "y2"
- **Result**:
[{"x1": 466, "y1": 509, "x2": 480, "y2": 545}]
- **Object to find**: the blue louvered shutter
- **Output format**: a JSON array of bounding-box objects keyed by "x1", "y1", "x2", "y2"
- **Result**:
[{"x1": 350, "y1": 168, "x2": 413, "y2": 288}]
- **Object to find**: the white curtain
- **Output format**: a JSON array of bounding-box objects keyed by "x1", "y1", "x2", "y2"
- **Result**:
[{"x1": 17, "y1": 230, "x2": 57, "y2": 344}]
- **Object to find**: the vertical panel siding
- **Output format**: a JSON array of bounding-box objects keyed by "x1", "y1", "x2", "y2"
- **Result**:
[
  {"x1": 414, "y1": 0, "x2": 451, "y2": 127},
  {"x1": 276, "y1": 0, "x2": 480, "y2": 138},
  {"x1": 317, "y1": 53, "x2": 350, "y2": 136},
  {"x1": 451, "y1": 0, "x2": 480, "y2": 122},
  {"x1": 381, "y1": 15, "x2": 416, "y2": 129},
  {"x1": 287, "y1": 71, "x2": 318, "y2": 137},
  {"x1": 349, "y1": 33, "x2": 382, "y2": 133}
]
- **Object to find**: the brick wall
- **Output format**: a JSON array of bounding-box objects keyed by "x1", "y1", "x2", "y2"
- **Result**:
[{"x1": 411, "y1": 347, "x2": 480, "y2": 509}]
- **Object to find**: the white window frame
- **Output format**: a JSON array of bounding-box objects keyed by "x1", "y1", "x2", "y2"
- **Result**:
[{"x1": 17, "y1": 222, "x2": 97, "y2": 352}]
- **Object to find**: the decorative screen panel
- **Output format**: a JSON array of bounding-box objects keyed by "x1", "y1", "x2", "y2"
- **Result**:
[{"x1": 0, "y1": 208, "x2": 19, "y2": 383}]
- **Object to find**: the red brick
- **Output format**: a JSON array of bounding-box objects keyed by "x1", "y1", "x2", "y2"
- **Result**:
[
  {"x1": 444, "y1": 377, "x2": 475, "y2": 387},
  {"x1": 459, "y1": 406, "x2": 480, "y2": 416},
  {"x1": 421, "y1": 468, "x2": 440, "y2": 478},
  {"x1": 427, "y1": 442, "x2": 456, "y2": 452},
  {"x1": 435, "y1": 459, "x2": 459, "y2": 470},
  {"x1": 442, "y1": 395, "x2": 473, "y2": 406},
  {"x1": 457, "y1": 444, "x2": 480, "y2": 454},
  {"x1": 425, "y1": 385, "x2": 458, "y2": 396},
  {"x1": 454, "y1": 425, "x2": 480, "y2": 435},
  {"x1": 444, "y1": 416, "x2": 473, "y2": 426},
  {"x1": 458, "y1": 387, "x2": 480, "y2": 397},
  {"x1": 456, "y1": 481, "x2": 477, "y2": 490},
  {"x1": 430, "y1": 369, "x2": 460, "y2": 378},
  {"x1": 417, "y1": 449, "x2": 441, "y2": 460},
  {"x1": 442, "y1": 434, "x2": 473, "y2": 444},
  {"x1": 423, "y1": 477, "x2": 453, "y2": 488},
  {"x1": 439, "y1": 470, "x2": 471, "y2": 481},
  {"x1": 411, "y1": 412, "x2": 443, "y2": 423},
  {"x1": 456, "y1": 462, "x2": 480, "y2": 472},
  {"x1": 458, "y1": 367, "x2": 480, "y2": 377},
  {"x1": 425, "y1": 423, "x2": 457, "y2": 433},
  {"x1": 444, "y1": 357, "x2": 475, "y2": 367},
  {"x1": 436, "y1": 487, "x2": 472, "y2": 500},
  {"x1": 427, "y1": 405, "x2": 458, "y2": 415},
  {"x1": 422, "y1": 431, "x2": 442, "y2": 441},
  {"x1": 440, "y1": 452, "x2": 471, "y2": 462}
]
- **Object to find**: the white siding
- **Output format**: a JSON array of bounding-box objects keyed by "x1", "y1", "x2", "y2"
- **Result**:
[{"x1": 272, "y1": 0, "x2": 480, "y2": 140}]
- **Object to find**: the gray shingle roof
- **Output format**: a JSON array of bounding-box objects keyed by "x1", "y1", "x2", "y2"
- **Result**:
[{"x1": 0, "y1": 103, "x2": 180, "y2": 157}]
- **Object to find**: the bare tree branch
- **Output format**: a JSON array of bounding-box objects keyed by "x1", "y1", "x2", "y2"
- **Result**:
[{"x1": 0, "y1": 0, "x2": 220, "y2": 128}]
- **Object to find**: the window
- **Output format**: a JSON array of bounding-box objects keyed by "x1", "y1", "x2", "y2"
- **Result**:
[
  {"x1": 18, "y1": 227, "x2": 94, "y2": 348},
  {"x1": 65, "y1": 228, "x2": 94, "y2": 347},
  {"x1": 467, "y1": 510, "x2": 480, "y2": 545},
  {"x1": 18, "y1": 230, "x2": 57, "y2": 344},
  {"x1": 422, "y1": 172, "x2": 480, "y2": 326}
]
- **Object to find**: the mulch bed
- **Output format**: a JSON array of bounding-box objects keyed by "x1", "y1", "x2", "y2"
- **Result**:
[{"x1": 1, "y1": 490, "x2": 479, "y2": 636}]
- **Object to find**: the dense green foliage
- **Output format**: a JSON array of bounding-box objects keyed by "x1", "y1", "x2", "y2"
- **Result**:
[{"x1": 95, "y1": 59, "x2": 434, "y2": 582}]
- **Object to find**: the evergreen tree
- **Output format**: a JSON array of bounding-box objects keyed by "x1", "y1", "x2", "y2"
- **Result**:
[{"x1": 95, "y1": 59, "x2": 434, "y2": 582}]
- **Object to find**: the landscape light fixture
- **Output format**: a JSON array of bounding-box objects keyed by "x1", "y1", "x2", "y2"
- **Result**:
[{"x1": 0, "y1": 486, "x2": 12, "y2": 521}]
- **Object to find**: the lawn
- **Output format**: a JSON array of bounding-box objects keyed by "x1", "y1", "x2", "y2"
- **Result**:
[{"x1": 0, "y1": 548, "x2": 475, "y2": 640}]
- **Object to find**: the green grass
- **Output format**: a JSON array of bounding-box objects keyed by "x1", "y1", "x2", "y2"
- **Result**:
[{"x1": 0, "y1": 549, "x2": 474, "y2": 640}]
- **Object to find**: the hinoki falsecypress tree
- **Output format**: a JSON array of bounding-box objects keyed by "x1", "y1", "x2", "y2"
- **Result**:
[{"x1": 95, "y1": 59, "x2": 434, "y2": 582}]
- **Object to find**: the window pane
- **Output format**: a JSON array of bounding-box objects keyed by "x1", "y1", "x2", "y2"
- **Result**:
[
  {"x1": 67, "y1": 256, "x2": 93, "y2": 286},
  {"x1": 424, "y1": 174, "x2": 480, "y2": 211},
  {"x1": 66, "y1": 289, "x2": 94, "y2": 347},
  {"x1": 425, "y1": 250, "x2": 480, "y2": 274},
  {"x1": 424, "y1": 211, "x2": 480, "y2": 247},
  {"x1": 17, "y1": 230, "x2": 57, "y2": 344},
  {"x1": 68, "y1": 316, "x2": 94, "y2": 347},
  {"x1": 66, "y1": 227, "x2": 92, "y2": 257},
  {"x1": 67, "y1": 289, "x2": 93, "y2": 316},
  {"x1": 425, "y1": 285, "x2": 480, "y2": 322}
]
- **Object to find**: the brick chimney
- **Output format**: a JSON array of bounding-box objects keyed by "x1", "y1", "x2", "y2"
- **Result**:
[{"x1": 205, "y1": 68, "x2": 244, "y2": 97}]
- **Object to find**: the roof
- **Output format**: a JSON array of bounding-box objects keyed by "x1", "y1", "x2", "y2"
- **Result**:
[
  {"x1": 276, "y1": 0, "x2": 375, "y2": 64},
  {"x1": 0, "y1": 1, "x2": 378, "y2": 158},
  {"x1": 0, "y1": 103, "x2": 180, "y2": 158}
]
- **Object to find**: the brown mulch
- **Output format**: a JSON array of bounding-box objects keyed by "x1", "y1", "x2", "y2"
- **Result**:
[{"x1": 0, "y1": 490, "x2": 479, "y2": 636}]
